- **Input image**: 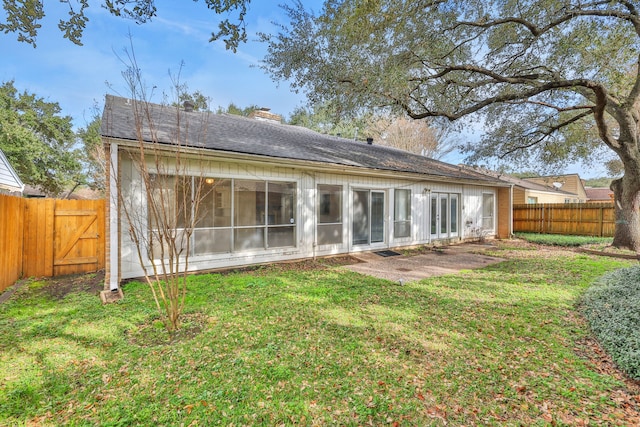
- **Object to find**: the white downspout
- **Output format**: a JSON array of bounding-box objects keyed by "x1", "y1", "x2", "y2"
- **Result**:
[{"x1": 109, "y1": 142, "x2": 120, "y2": 291}]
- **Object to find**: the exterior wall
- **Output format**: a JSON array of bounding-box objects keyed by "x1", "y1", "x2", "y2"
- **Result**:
[
  {"x1": 496, "y1": 186, "x2": 512, "y2": 239},
  {"x1": 513, "y1": 187, "x2": 526, "y2": 205},
  {"x1": 526, "y1": 190, "x2": 575, "y2": 204},
  {"x1": 526, "y1": 175, "x2": 586, "y2": 202},
  {"x1": 114, "y1": 149, "x2": 505, "y2": 280},
  {"x1": 511, "y1": 185, "x2": 579, "y2": 205},
  {"x1": 0, "y1": 150, "x2": 24, "y2": 194}
]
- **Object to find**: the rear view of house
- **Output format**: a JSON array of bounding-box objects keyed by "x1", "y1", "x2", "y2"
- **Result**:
[{"x1": 101, "y1": 95, "x2": 511, "y2": 289}]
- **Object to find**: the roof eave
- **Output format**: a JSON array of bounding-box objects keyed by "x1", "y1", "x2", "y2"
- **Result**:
[{"x1": 104, "y1": 136, "x2": 509, "y2": 188}]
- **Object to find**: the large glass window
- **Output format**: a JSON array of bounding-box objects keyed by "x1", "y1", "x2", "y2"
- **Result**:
[
  {"x1": 267, "y1": 182, "x2": 296, "y2": 248},
  {"x1": 317, "y1": 185, "x2": 343, "y2": 245},
  {"x1": 233, "y1": 180, "x2": 266, "y2": 251},
  {"x1": 234, "y1": 180, "x2": 265, "y2": 226},
  {"x1": 148, "y1": 176, "x2": 297, "y2": 258},
  {"x1": 450, "y1": 194, "x2": 458, "y2": 235},
  {"x1": 482, "y1": 193, "x2": 495, "y2": 231},
  {"x1": 148, "y1": 174, "x2": 191, "y2": 259},
  {"x1": 194, "y1": 178, "x2": 232, "y2": 255},
  {"x1": 394, "y1": 189, "x2": 411, "y2": 238}
]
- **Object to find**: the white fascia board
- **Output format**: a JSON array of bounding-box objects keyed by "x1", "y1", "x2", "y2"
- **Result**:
[{"x1": 105, "y1": 137, "x2": 510, "y2": 189}]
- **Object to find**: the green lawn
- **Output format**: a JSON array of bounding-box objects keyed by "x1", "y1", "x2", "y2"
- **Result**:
[
  {"x1": 0, "y1": 245, "x2": 637, "y2": 426},
  {"x1": 514, "y1": 232, "x2": 613, "y2": 247}
]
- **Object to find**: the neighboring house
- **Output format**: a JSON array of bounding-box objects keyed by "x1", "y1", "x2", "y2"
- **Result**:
[
  {"x1": 22, "y1": 185, "x2": 47, "y2": 198},
  {"x1": 585, "y1": 187, "x2": 614, "y2": 203},
  {"x1": 101, "y1": 95, "x2": 512, "y2": 289},
  {"x1": 460, "y1": 168, "x2": 579, "y2": 204},
  {"x1": 524, "y1": 174, "x2": 587, "y2": 203},
  {"x1": 500, "y1": 174, "x2": 579, "y2": 204},
  {"x1": 0, "y1": 148, "x2": 24, "y2": 195}
]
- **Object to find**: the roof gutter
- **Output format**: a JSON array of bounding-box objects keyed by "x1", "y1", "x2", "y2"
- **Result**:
[{"x1": 104, "y1": 136, "x2": 511, "y2": 188}]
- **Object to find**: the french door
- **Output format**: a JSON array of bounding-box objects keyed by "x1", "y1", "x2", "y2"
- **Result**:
[
  {"x1": 352, "y1": 190, "x2": 385, "y2": 246},
  {"x1": 430, "y1": 193, "x2": 459, "y2": 240}
]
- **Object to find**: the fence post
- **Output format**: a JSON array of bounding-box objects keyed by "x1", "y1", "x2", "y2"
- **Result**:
[{"x1": 599, "y1": 205, "x2": 604, "y2": 237}]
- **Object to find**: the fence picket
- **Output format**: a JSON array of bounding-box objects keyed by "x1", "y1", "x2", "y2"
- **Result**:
[
  {"x1": 513, "y1": 202, "x2": 615, "y2": 237},
  {"x1": 0, "y1": 194, "x2": 105, "y2": 292}
]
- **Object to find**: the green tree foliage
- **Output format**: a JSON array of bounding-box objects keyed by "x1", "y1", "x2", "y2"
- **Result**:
[
  {"x1": 76, "y1": 111, "x2": 105, "y2": 192},
  {"x1": 216, "y1": 102, "x2": 260, "y2": 117},
  {"x1": 288, "y1": 104, "x2": 371, "y2": 140},
  {"x1": 604, "y1": 158, "x2": 624, "y2": 177},
  {"x1": 178, "y1": 90, "x2": 210, "y2": 112},
  {"x1": 0, "y1": 0, "x2": 251, "y2": 50},
  {"x1": 584, "y1": 177, "x2": 613, "y2": 188},
  {"x1": 0, "y1": 80, "x2": 84, "y2": 196},
  {"x1": 289, "y1": 103, "x2": 454, "y2": 157},
  {"x1": 261, "y1": 0, "x2": 640, "y2": 250}
]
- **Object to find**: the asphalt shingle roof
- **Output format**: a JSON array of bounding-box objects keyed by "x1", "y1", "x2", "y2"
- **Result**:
[{"x1": 100, "y1": 95, "x2": 503, "y2": 184}]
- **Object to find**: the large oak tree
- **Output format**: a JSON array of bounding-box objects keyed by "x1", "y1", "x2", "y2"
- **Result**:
[
  {"x1": 1, "y1": 0, "x2": 250, "y2": 50},
  {"x1": 260, "y1": 0, "x2": 640, "y2": 250},
  {"x1": 0, "y1": 80, "x2": 85, "y2": 196}
]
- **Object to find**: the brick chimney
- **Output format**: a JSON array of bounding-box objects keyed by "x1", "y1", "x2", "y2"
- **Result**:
[
  {"x1": 249, "y1": 107, "x2": 282, "y2": 124},
  {"x1": 183, "y1": 101, "x2": 195, "y2": 112}
]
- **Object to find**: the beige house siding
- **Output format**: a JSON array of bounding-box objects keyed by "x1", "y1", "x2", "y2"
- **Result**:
[
  {"x1": 513, "y1": 188, "x2": 526, "y2": 204},
  {"x1": 111, "y1": 146, "x2": 509, "y2": 280},
  {"x1": 526, "y1": 175, "x2": 587, "y2": 202},
  {"x1": 513, "y1": 187, "x2": 577, "y2": 204}
]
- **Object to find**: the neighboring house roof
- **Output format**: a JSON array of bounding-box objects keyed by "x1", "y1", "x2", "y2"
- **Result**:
[
  {"x1": 524, "y1": 174, "x2": 587, "y2": 198},
  {"x1": 100, "y1": 95, "x2": 506, "y2": 185},
  {"x1": 460, "y1": 167, "x2": 577, "y2": 196},
  {"x1": 496, "y1": 174, "x2": 577, "y2": 196},
  {"x1": 585, "y1": 187, "x2": 613, "y2": 201},
  {"x1": 22, "y1": 185, "x2": 46, "y2": 198},
  {"x1": 0, "y1": 148, "x2": 24, "y2": 193}
]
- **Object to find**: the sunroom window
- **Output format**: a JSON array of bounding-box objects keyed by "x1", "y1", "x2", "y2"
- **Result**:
[
  {"x1": 317, "y1": 184, "x2": 343, "y2": 245},
  {"x1": 148, "y1": 176, "x2": 297, "y2": 258},
  {"x1": 394, "y1": 189, "x2": 411, "y2": 238}
]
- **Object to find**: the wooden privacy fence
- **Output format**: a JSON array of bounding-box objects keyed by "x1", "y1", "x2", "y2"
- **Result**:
[
  {"x1": 0, "y1": 194, "x2": 105, "y2": 292},
  {"x1": 513, "y1": 202, "x2": 615, "y2": 237}
]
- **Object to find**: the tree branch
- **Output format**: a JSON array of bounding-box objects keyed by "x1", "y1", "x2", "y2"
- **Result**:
[
  {"x1": 454, "y1": 1, "x2": 640, "y2": 37},
  {"x1": 498, "y1": 110, "x2": 594, "y2": 158}
]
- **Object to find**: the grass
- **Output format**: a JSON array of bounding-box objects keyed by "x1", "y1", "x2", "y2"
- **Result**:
[
  {"x1": 0, "y1": 246, "x2": 638, "y2": 425},
  {"x1": 515, "y1": 232, "x2": 613, "y2": 247}
]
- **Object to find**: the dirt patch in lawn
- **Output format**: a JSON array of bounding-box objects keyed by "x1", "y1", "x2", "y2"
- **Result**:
[
  {"x1": 127, "y1": 312, "x2": 211, "y2": 346},
  {"x1": 0, "y1": 270, "x2": 105, "y2": 304},
  {"x1": 220, "y1": 255, "x2": 362, "y2": 276},
  {"x1": 44, "y1": 270, "x2": 105, "y2": 299}
]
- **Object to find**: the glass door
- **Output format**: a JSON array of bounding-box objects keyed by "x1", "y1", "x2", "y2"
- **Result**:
[
  {"x1": 430, "y1": 193, "x2": 459, "y2": 240},
  {"x1": 371, "y1": 191, "x2": 385, "y2": 243},
  {"x1": 352, "y1": 190, "x2": 385, "y2": 246}
]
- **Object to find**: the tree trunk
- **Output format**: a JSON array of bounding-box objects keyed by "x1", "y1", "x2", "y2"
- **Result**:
[{"x1": 611, "y1": 175, "x2": 640, "y2": 252}]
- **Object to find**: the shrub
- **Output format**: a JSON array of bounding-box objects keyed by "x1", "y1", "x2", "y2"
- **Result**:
[
  {"x1": 515, "y1": 233, "x2": 612, "y2": 247},
  {"x1": 581, "y1": 266, "x2": 640, "y2": 380}
]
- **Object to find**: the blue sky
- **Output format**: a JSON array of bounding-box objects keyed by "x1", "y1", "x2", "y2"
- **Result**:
[
  {"x1": 2, "y1": 1, "x2": 607, "y2": 177},
  {"x1": 2, "y1": 1, "x2": 319, "y2": 127}
]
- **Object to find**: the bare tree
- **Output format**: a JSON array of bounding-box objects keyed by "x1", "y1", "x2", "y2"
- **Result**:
[
  {"x1": 106, "y1": 53, "x2": 211, "y2": 333},
  {"x1": 366, "y1": 116, "x2": 454, "y2": 159}
]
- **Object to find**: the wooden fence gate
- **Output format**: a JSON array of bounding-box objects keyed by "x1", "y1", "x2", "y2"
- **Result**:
[{"x1": 0, "y1": 195, "x2": 105, "y2": 292}]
